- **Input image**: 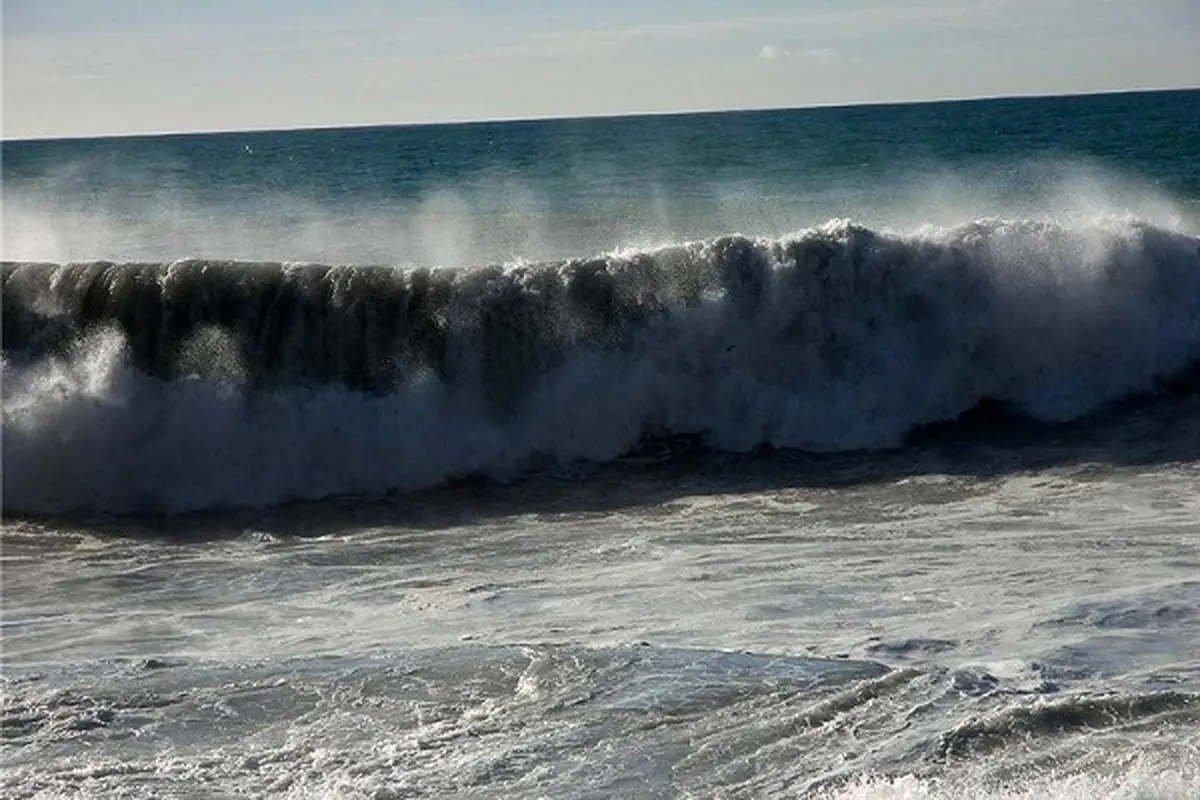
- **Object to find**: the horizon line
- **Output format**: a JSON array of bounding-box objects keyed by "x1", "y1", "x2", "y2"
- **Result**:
[{"x1": 3, "y1": 85, "x2": 1197, "y2": 145}]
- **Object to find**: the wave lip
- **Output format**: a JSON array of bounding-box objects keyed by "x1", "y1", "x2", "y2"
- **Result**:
[{"x1": 4, "y1": 216, "x2": 1200, "y2": 514}]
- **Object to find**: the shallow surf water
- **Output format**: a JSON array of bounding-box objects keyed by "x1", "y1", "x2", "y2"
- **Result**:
[{"x1": 5, "y1": 445, "x2": 1200, "y2": 797}]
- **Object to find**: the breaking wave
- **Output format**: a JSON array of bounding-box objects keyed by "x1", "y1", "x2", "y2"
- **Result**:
[{"x1": 4, "y1": 217, "x2": 1200, "y2": 514}]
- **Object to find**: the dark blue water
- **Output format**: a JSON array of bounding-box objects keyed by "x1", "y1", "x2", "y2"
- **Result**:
[{"x1": 6, "y1": 89, "x2": 1199, "y2": 199}]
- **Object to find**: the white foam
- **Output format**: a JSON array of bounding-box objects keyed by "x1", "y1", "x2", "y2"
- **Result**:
[
  {"x1": 4, "y1": 217, "x2": 1200, "y2": 514},
  {"x1": 822, "y1": 763, "x2": 1199, "y2": 800}
]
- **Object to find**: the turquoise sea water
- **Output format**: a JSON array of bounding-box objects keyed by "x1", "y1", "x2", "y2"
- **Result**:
[{"x1": 3, "y1": 90, "x2": 1200, "y2": 798}]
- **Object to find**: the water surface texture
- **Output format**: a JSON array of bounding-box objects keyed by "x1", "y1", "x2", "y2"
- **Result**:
[{"x1": 4, "y1": 89, "x2": 1200, "y2": 798}]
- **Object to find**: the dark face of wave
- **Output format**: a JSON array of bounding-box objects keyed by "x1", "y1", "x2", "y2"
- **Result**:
[{"x1": 4, "y1": 217, "x2": 1200, "y2": 515}]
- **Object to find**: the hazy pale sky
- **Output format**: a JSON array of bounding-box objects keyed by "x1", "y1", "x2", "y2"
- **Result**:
[{"x1": 3, "y1": 0, "x2": 1198, "y2": 139}]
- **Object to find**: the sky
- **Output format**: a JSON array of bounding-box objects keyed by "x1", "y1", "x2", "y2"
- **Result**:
[{"x1": 2, "y1": 0, "x2": 1198, "y2": 139}]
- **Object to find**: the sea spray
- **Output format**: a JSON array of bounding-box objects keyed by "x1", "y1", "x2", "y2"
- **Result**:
[{"x1": 5, "y1": 217, "x2": 1200, "y2": 514}]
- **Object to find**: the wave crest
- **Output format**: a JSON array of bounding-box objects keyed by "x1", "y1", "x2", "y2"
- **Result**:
[{"x1": 4, "y1": 217, "x2": 1200, "y2": 514}]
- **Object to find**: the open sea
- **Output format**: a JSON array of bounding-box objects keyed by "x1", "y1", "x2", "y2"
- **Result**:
[{"x1": 3, "y1": 88, "x2": 1200, "y2": 798}]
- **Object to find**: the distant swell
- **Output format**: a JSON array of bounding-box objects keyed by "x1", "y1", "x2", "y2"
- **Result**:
[{"x1": 4, "y1": 217, "x2": 1200, "y2": 514}]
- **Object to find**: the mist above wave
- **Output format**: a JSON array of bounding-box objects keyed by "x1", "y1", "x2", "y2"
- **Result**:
[{"x1": 4, "y1": 157, "x2": 1192, "y2": 267}]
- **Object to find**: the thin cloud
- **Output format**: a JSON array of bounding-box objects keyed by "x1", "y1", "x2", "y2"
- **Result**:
[
  {"x1": 460, "y1": 1, "x2": 1035, "y2": 65},
  {"x1": 759, "y1": 45, "x2": 835, "y2": 63}
]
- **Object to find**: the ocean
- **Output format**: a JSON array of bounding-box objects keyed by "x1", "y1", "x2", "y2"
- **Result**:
[{"x1": 3, "y1": 88, "x2": 1200, "y2": 798}]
